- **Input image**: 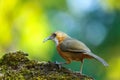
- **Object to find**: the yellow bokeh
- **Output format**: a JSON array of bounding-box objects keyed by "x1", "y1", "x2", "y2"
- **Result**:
[
  {"x1": 101, "y1": 0, "x2": 120, "y2": 10},
  {"x1": 107, "y1": 57, "x2": 120, "y2": 80},
  {"x1": 0, "y1": 0, "x2": 54, "y2": 61},
  {"x1": 0, "y1": 0, "x2": 120, "y2": 80}
]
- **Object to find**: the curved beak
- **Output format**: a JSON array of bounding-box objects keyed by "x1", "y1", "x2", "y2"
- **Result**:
[
  {"x1": 43, "y1": 36, "x2": 51, "y2": 43},
  {"x1": 43, "y1": 33, "x2": 56, "y2": 43}
]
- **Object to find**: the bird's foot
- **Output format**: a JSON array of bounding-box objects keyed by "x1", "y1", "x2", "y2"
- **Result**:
[
  {"x1": 74, "y1": 71, "x2": 84, "y2": 76},
  {"x1": 54, "y1": 61, "x2": 66, "y2": 69}
]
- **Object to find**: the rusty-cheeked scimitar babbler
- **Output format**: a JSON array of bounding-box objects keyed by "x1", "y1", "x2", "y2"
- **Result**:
[{"x1": 43, "y1": 31, "x2": 108, "y2": 74}]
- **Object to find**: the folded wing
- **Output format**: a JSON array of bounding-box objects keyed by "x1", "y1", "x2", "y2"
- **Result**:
[{"x1": 60, "y1": 38, "x2": 108, "y2": 66}]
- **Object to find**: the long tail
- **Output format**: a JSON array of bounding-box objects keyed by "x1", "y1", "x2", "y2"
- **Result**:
[{"x1": 90, "y1": 53, "x2": 109, "y2": 66}]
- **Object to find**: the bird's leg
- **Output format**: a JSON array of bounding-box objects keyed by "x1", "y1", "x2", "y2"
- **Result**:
[
  {"x1": 55, "y1": 59, "x2": 71, "y2": 65},
  {"x1": 54, "y1": 61, "x2": 65, "y2": 69},
  {"x1": 54, "y1": 60, "x2": 71, "y2": 69},
  {"x1": 54, "y1": 61, "x2": 66, "y2": 65},
  {"x1": 80, "y1": 60, "x2": 84, "y2": 74}
]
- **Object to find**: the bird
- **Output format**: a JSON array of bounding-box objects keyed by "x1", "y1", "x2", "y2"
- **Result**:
[{"x1": 43, "y1": 31, "x2": 108, "y2": 74}]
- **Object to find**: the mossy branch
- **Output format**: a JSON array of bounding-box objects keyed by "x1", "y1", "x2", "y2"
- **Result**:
[{"x1": 0, "y1": 51, "x2": 93, "y2": 80}]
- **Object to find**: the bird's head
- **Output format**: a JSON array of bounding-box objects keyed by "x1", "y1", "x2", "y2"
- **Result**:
[{"x1": 43, "y1": 31, "x2": 70, "y2": 45}]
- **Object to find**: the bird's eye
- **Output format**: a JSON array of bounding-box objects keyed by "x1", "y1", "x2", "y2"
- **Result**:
[
  {"x1": 52, "y1": 33, "x2": 56, "y2": 37},
  {"x1": 50, "y1": 33, "x2": 56, "y2": 39}
]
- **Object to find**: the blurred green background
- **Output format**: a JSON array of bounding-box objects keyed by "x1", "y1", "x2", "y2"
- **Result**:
[{"x1": 0, "y1": 0, "x2": 120, "y2": 80}]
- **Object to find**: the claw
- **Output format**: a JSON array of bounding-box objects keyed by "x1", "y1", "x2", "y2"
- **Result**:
[{"x1": 54, "y1": 61, "x2": 66, "y2": 69}]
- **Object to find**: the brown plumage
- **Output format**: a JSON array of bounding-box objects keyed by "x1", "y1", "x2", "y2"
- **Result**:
[{"x1": 43, "y1": 31, "x2": 108, "y2": 74}]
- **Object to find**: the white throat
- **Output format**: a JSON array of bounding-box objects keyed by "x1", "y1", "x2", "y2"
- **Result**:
[{"x1": 53, "y1": 38, "x2": 59, "y2": 46}]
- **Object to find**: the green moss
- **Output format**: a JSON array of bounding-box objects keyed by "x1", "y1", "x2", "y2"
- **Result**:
[{"x1": 0, "y1": 51, "x2": 93, "y2": 80}]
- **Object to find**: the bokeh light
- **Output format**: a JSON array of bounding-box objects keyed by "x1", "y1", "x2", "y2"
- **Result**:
[{"x1": 0, "y1": 0, "x2": 120, "y2": 80}]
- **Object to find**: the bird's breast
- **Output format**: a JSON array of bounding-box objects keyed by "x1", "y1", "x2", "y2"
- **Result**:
[{"x1": 56, "y1": 44, "x2": 72, "y2": 61}]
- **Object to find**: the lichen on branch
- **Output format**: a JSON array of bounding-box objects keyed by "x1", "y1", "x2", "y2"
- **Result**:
[{"x1": 0, "y1": 51, "x2": 93, "y2": 80}]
